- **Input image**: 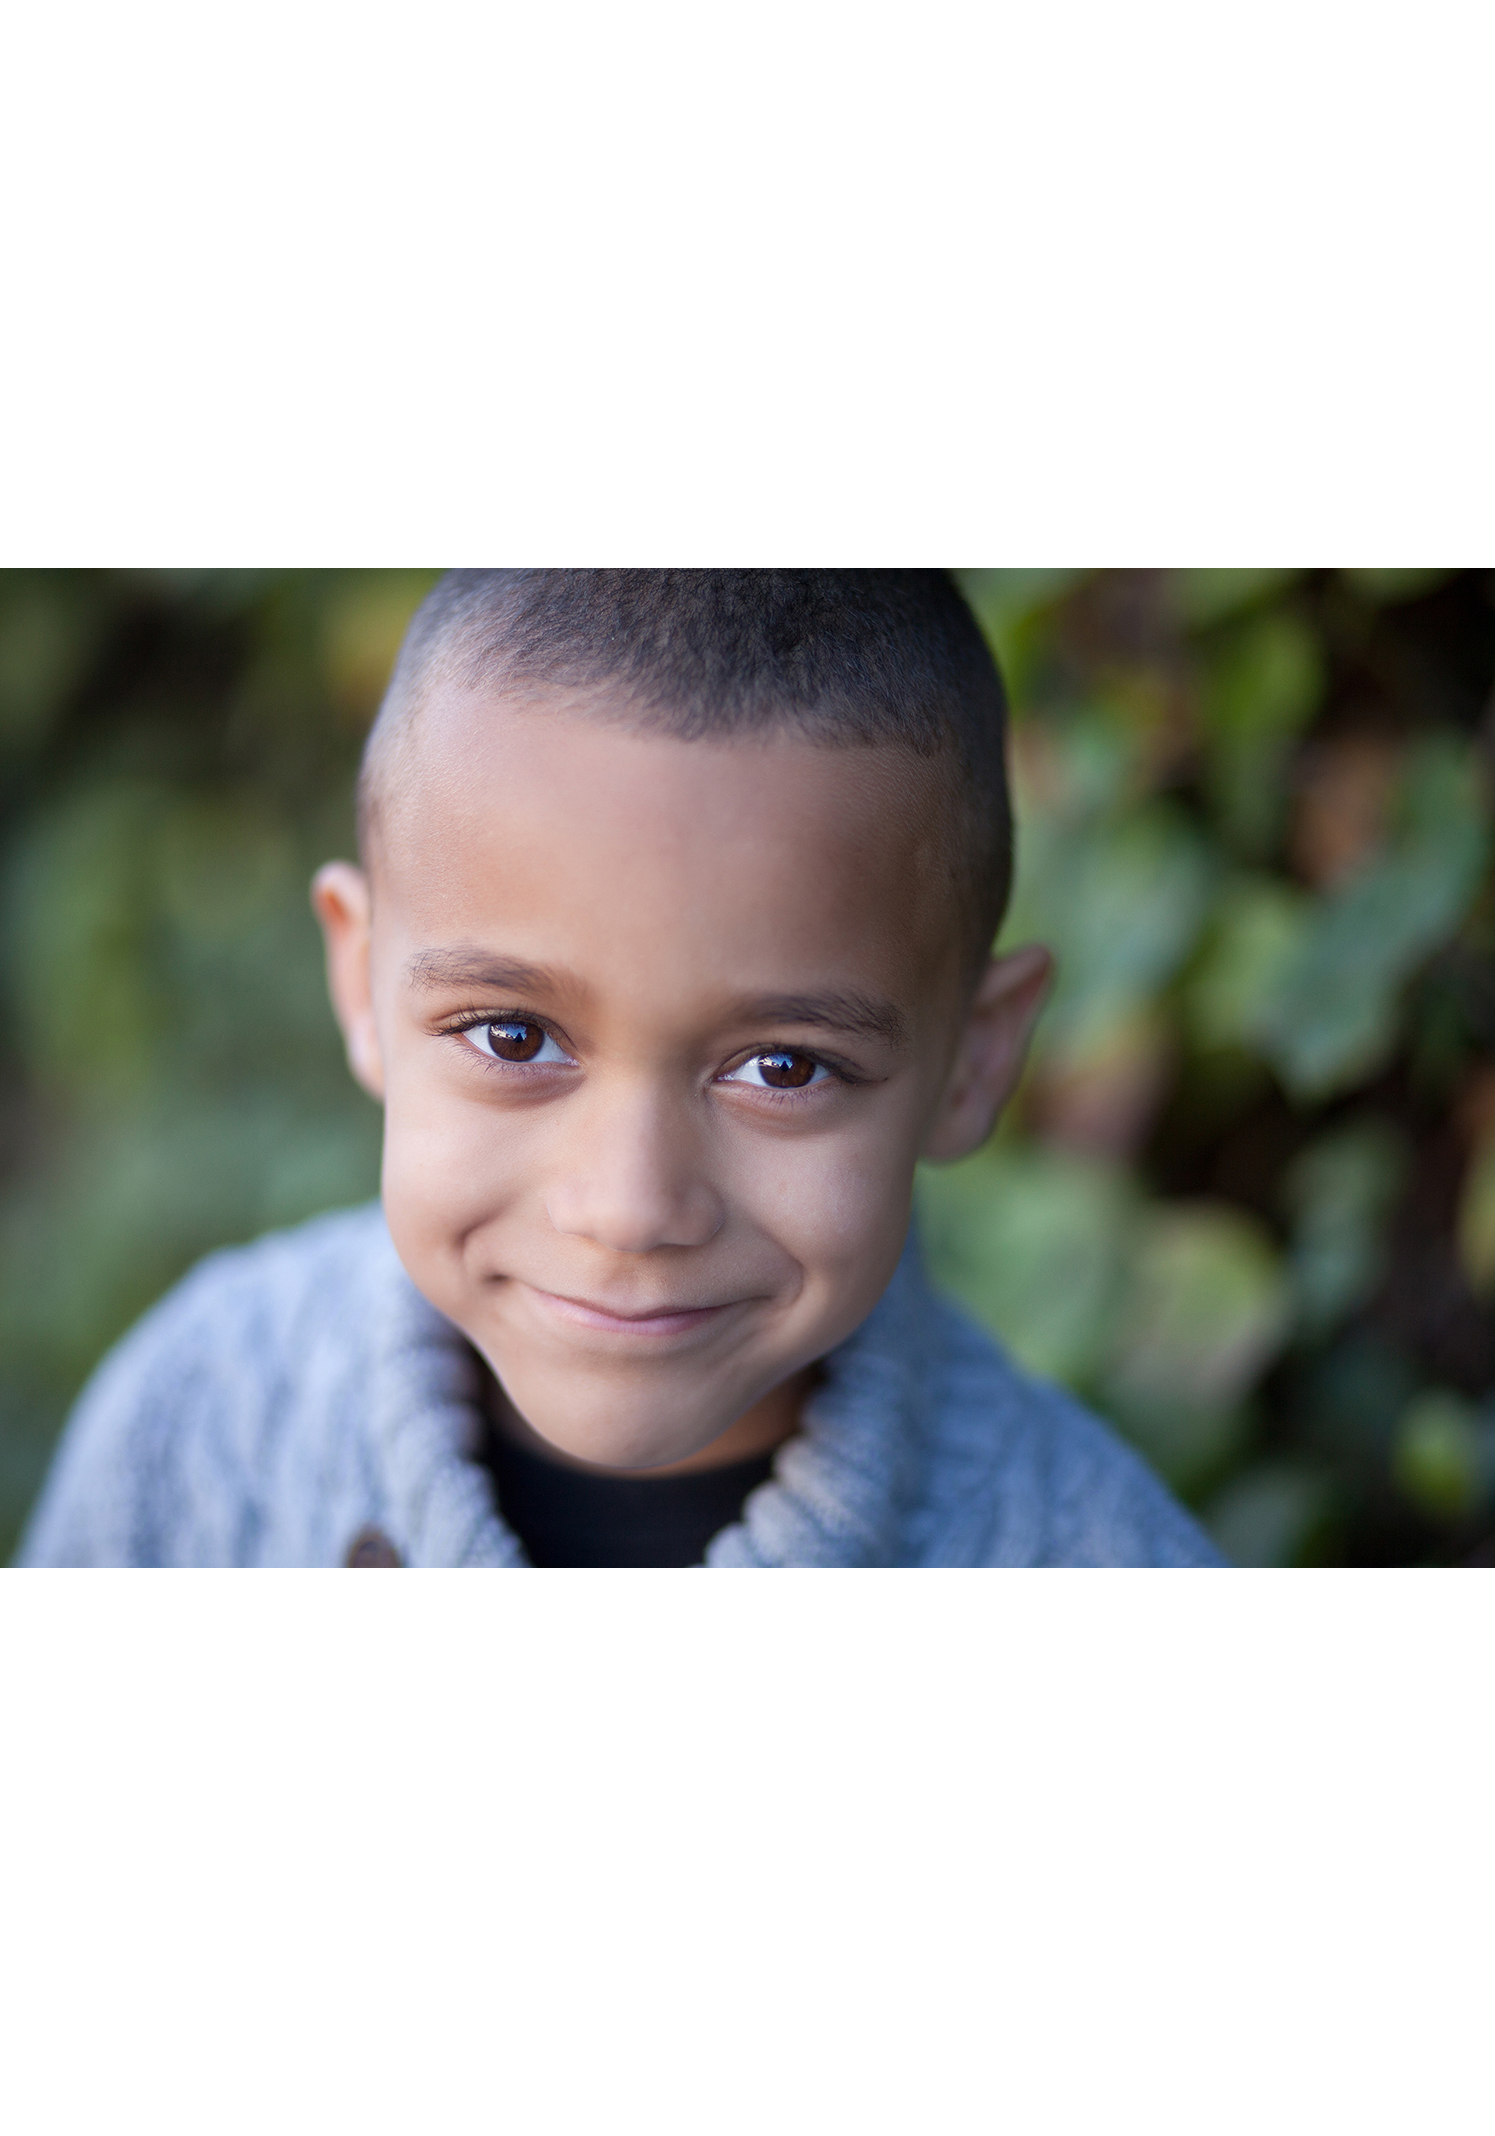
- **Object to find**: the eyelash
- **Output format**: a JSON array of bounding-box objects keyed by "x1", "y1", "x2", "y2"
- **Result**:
[{"x1": 442, "y1": 1013, "x2": 859, "y2": 1097}]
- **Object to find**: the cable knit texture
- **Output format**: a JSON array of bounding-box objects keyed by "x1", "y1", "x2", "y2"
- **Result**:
[{"x1": 19, "y1": 1204, "x2": 1223, "y2": 1567}]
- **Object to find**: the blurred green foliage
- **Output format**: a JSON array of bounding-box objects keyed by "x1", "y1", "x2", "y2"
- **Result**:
[
  {"x1": 0, "y1": 570, "x2": 437, "y2": 1556},
  {"x1": 2, "y1": 569, "x2": 1493, "y2": 1565},
  {"x1": 925, "y1": 568, "x2": 1495, "y2": 1565}
]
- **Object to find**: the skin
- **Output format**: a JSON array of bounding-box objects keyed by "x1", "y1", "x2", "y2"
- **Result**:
[{"x1": 313, "y1": 688, "x2": 1051, "y2": 1476}]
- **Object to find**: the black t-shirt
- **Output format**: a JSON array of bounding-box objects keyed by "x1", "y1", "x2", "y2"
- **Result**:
[{"x1": 474, "y1": 1365, "x2": 776, "y2": 1568}]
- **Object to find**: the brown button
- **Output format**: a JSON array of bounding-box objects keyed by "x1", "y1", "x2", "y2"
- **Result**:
[{"x1": 344, "y1": 1525, "x2": 403, "y2": 1568}]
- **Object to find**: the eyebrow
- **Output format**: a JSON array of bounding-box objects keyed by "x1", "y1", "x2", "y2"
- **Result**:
[
  {"x1": 404, "y1": 947, "x2": 563, "y2": 996},
  {"x1": 404, "y1": 951, "x2": 908, "y2": 1050},
  {"x1": 729, "y1": 991, "x2": 909, "y2": 1048}
]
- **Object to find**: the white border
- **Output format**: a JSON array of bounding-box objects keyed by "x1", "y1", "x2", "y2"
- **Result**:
[
  {"x1": 3, "y1": 1569, "x2": 1490, "y2": 2130},
  {"x1": 5, "y1": 4, "x2": 1491, "y2": 561}
]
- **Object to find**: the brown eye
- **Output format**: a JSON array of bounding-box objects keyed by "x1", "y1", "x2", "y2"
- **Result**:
[
  {"x1": 459, "y1": 1018, "x2": 571, "y2": 1069},
  {"x1": 720, "y1": 1048, "x2": 833, "y2": 1092},
  {"x1": 484, "y1": 1019, "x2": 546, "y2": 1061},
  {"x1": 755, "y1": 1050, "x2": 817, "y2": 1088}
]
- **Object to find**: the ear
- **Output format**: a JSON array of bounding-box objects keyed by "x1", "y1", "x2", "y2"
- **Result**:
[
  {"x1": 921, "y1": 943, "x2": 1052, "y2": 1163},
  {"x1": 310, "y1": 862, "x2": 385, "y2": 1100}
]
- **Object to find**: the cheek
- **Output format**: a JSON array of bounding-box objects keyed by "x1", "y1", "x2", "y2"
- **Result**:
[
  {"x1": 378, "y1": 1058, "x2": 533, "y2": 1252},
  {"x1": 737, "y1": 1103, "x2": 923, "y2": 1288}
]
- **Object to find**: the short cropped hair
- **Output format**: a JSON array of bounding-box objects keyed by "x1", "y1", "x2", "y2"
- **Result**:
[{"x1": 360, "y1": 569, "x2": 1013, "y2": 971}]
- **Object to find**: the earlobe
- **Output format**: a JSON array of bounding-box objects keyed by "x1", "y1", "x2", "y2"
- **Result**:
[
  {"x1": 310, "y1": 861, "x2": 385, "y2": 1100},
  {"x1": 921, "y1": 943, "x2": 1052, "y2": 1164}
]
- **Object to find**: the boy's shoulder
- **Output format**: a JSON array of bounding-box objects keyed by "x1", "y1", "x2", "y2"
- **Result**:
[
  {"x1": 709, "y1": 1244, "x2": 1224, "y2": 1568},
  {"x1": 910, "y1": 1292, "x2": 1225, "y2": 1566},
  {"x1": 99, "y1": 1200, "x2": 396, "y2": 1400},
  {"x1": 18, "y1": 1205, "x2": 401, "y2": 1566}
]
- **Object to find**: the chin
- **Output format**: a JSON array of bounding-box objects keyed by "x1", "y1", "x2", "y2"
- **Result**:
[{"x1": 510, "y1": 1374, "x2": 743, "y2": 1472}]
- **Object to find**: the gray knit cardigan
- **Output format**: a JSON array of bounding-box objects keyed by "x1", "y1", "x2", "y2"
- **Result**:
[{"x1": 19, "y1": 1203, "x2": 1223, "y2": 1567}]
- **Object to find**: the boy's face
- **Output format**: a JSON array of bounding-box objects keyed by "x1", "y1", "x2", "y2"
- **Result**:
[{"x1": 316, "y1": 690, "x2": 1047, "y2": 1471}]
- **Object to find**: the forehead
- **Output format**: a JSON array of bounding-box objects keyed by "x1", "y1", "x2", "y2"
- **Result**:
[{"x1": 374, "y1": 689, "x2": 959, "y2": 1004}]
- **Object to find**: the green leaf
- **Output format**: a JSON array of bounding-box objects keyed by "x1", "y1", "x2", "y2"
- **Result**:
[
  {"x1": 1392, "y1": 1390, "x2": 1494, "y2": 1522},
  {"x1": 1198, "y1": 611, "x2": 1325, "y2": 859},
  {"x1": 1104, "y1": 1203, "x2": 1291, "y2": 1408},
  {"x1": 1184, "y1": 875, "x2": 1309, "y2": 1053},
  {"x1": 1174, "y1": 570, "x2": 1305, "y2": 629},
  {"x1": 1010, "y1": 800, "x2": 1216, "y2": 1061},
  {"x1": 1098, "y1": 1202, "x2": 1291, "y2": 1489},
  {"x1": 1254, "y1": 737, "x2": 1491, "y2": 1099},
  {"x1": 957, "y1": 570, "x2": 1088, "y2": 678},
  {"x1": 1284, "y1": 1121, "x2": 1409, "y2": 1339},
  {"x1": 1202, "y1": 1462, "x2": 1340, "y2": 1566},
  {"x1": 1200, "y1": 612, "x2": 1324, "y2": 744},
  {"x1": 917, "y1": 1147, "x2": 1133, "y2": 1387}
]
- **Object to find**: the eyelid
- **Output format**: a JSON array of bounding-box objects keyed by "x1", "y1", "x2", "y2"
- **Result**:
[{"x1": 440, "y1": 1004, "x2": 570, "y2": 1041}]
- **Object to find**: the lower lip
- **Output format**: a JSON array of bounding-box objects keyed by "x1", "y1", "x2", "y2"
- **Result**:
[{"x1": 519, "y1": 1286, "x2": 735, "y2": 1340}]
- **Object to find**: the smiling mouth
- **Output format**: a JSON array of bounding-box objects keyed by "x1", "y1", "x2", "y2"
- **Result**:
[{"x1": 519, "y1": 1284, "x2": 741, "y2": 1338}]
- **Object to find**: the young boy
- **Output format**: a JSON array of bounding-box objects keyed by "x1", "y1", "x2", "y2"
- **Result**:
[{"x1": 22, "y1": 570, "x2": 1221, "y2": 1567}]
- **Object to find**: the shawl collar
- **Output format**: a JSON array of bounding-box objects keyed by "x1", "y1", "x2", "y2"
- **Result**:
[{"x1": 362, "y1": 1221, "x2": 934, "y2": 1569}]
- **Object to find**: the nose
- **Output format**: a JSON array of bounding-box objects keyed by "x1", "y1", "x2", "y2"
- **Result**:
[{"x1": 543, "y1": 1080, "x2": 725, "y2": 1254}]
